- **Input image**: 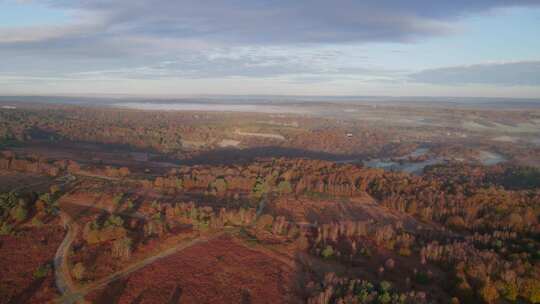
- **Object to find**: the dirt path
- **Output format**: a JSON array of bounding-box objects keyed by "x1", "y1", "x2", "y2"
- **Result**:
[
  {"x1": 53, "y1": 212, "x2": 79, "y2": 301},
  {"x1": 56, "y1": 232, "x2": 224, "y2": 304},
  {"x1": 256, "y1": 195, "x2": 267, "y2": 217}
]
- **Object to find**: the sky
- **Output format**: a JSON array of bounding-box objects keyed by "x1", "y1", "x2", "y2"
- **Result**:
[{"x1": 0, "y1": 0, "x2": 539, "y2": 98}]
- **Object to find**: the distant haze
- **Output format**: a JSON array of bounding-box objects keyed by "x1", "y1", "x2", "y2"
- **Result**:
[{"x1": 1, "y1": 95, "x2": 539, "y2": 110}]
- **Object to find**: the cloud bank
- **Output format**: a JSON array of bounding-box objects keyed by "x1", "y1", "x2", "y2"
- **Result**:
[
  {"x1": 410, "y1": 61, "x2": 540, "y2": 86},
  {"x1": 0, "y1": 0, "x2": 539, "y2": 96},
  {"x1": 2, "y1": 1, "x2": 539, "y2": 53}
]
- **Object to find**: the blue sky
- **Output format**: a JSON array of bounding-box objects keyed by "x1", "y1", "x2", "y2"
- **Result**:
[
  {"x1": 0, "y1": 0, "x2": 539, "y2": 97},
  {"x1": 0, "y1": 1, "x2": 71, "y2": 26}
]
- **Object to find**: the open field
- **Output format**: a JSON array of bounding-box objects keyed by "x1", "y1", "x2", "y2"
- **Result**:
[
  {"x1": 0, "y1": 225, "x2": 65, "y2": 304},
  {"x1": 86, "y1": 234, "x2": 301, "y2": 304}
]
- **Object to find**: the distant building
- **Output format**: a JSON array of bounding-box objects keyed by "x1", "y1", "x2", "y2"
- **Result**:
[{"x1": 346, "y1": 133, "x2": 353, "y2": 138}]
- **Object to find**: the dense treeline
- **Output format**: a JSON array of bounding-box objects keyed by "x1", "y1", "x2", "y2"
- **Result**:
[
  {"x1": 0, "y1": 106, "x2": 396, "y2": 157},
  {"x1": 307, "y1": 273, "x2": 429, "y2": 304},
  {"x1": 148, "y1": 159, "x2": 540, "y2": 302},
  {"x1": 3, "y1": 153, "x2": 539, "y2": 237}
]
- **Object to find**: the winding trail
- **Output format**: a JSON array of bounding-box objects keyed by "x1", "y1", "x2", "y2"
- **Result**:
[
  {"x1": 55, "y1": 231, "x2": 224, "y2": 304},
  {"x1": 53, "y1": 212, "x2": 80, "y2": 303},
  {"x1": 52, "y1": 173, "x2": 220, "y2": 303},
  {"x1": 52, "y1": 180, "x2": 274, "y2": 303}
]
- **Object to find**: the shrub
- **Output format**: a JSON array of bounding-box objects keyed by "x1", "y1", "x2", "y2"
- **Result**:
[
  {"x1": 359, "y1": 247, "x2": 372, "y2": 257},
  {"x1": 104, "y1": 215, "x2": 124, "y2": 228},
  {"x1": 398, "y1": 247, "x2": 411, "y2": 256},
  {"x1": 521, "y1": 278, "x2": 540, "y2": 303},
  {"x1": 0, "y1": 192, "x2": 17, "y2": 212},
  {"x1": 112, "y1": 194, "x2": 124, "y2": 206},
  {"x1": 189, "y1": 208, "x2": 198, "y2": 221},
  {"x1": 377, "y1": 292, "x2": 391, "y2": 304},
  {"x1": 479, "y1": 280, "x2": 499, "y2": 304},
  {"x1": 72, "y1": 262, "x2": 85, "y2": 281},
  {"x1": 39, "y1": 193, "x2": 52, "y2": 205},
  {"x1": 33, "y1": 264, "x2": 51, "y2": 279},
  {"x1": 31, "y1": 217, "x2": 43, "y2": 227},
  {"x1": 49, "y1": 185, "x2": 60, "y2": 194},
  {"x1": 499, "y1": 282, "x2": 518, "y2": 302},
  {"x1": 252, "y1": 177, "x2": 269, "y2": 198},
  {"x1": 0, "y1": 222, "x2": 13, "y2": 235},
  {"x1": 379, "y1": 281, "x2": 392, "y2": 292},
  {"x1": 321, "y1": 245, "x2": 334, "y2": 259},
  {"x1": 277, "y1": 181, "x2": 292, "y2": 194},
  {"x1": 10, "y1": 205, "x2": 27, "y2": 222},
  {"x1": 256, "y1": 214, "x2": 274, "y2": 231},
  {"x1": 212, "y1": 178, "x2": 228, "y2": 194}
]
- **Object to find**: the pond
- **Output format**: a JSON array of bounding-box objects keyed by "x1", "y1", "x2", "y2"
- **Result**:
[{"x1": 361, "y1": 148, "x2": 506, "y2": 174}]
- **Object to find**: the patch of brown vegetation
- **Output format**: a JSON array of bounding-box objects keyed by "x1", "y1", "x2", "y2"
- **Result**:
[
  {"x1": 0, "y1": 225, "x2": 64, "y2": 304},
  {"x1": 87, "y1": 234, "x2": 301, "y2": 304}
]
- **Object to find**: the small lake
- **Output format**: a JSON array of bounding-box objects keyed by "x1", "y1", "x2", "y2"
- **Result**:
[
  {"x1": 476, "y1": 150, "x2": 507, "y2": 166},
  {"x1": 341, "y1": 147, "x2": 443, "y2": 174},
  {"x1": 342, "y1": 148, "x2": 507, "y2": 175},
  {"x1": 363, "y1": 157, "x2": 445, "y2": 174}
]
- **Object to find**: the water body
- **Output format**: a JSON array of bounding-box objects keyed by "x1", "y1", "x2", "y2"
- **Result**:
[
  {"x1": 477, "y1": 151, "x2": 507, "y2": 166},
  {"x1": 347, "y1": 147, "x2": 444, "y2": 174},
  {"x1": 363, "y1": 149, "x2": 507, "y2": 174},
  {"x1": 398, "y1": 147, "x2": 429, "y2": 159},
  {"x1": 363, "y1": 158, "x2": 445, "y2": 175}
]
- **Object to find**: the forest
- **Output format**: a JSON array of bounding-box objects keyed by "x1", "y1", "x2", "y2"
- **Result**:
[{"x1": 0, "y1": 102, "x2": 539, "y2": 303}]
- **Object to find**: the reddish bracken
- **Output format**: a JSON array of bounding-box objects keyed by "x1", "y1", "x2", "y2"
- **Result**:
[{"x1": 87, "y1": 234, "x2": 301, "y2": 304}]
